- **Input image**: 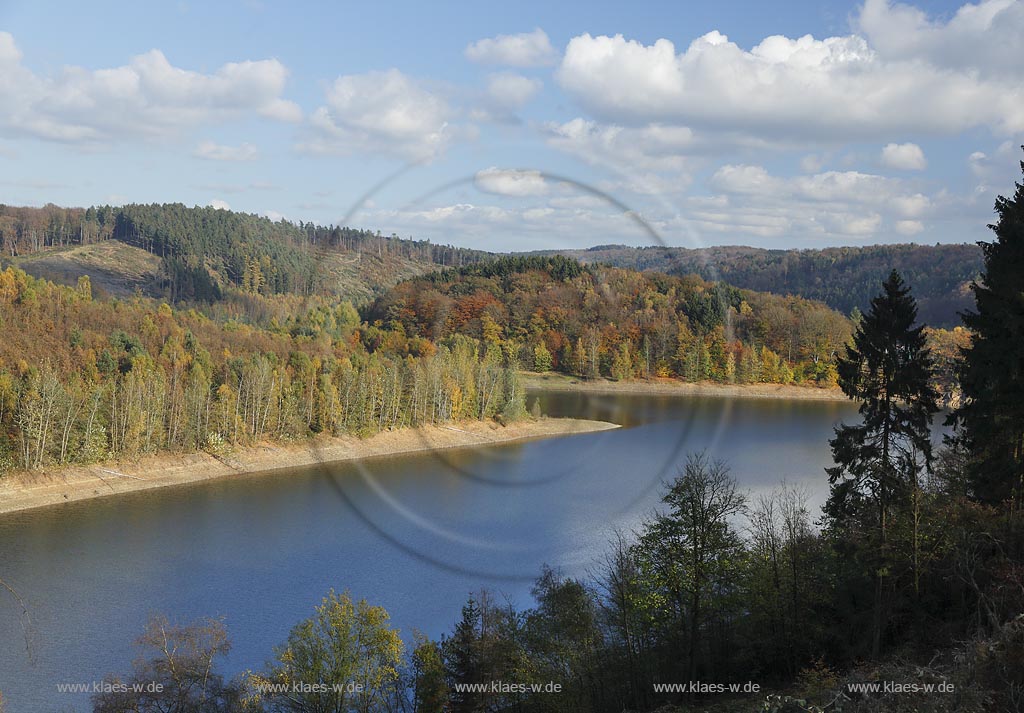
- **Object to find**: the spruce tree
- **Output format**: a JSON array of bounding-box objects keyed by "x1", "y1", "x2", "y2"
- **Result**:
[
  {"x1": 826, "y1": 270, "x2": 938, "y2": 532},
  {"x1": 954, "y1": 150, "x2": 1024, "y2": 505},
  {"x1": 825, "y1": 271, "x2": 937, "y2": 653},
  {"x1": 445, "y1": 597, "x2": 482, "y2": 713}
]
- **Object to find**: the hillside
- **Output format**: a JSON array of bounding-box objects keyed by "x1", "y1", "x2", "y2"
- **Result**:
[
  {"x1": 366, "y1": 255, "x2": 853, "y2": 387},
  {"x1": 0, "y1": 204, "x2": 984, "y2": 330},
  {"x1": 0, "y1": 203, "x2": 490, "y2": 306},
  {"x1": 10, "y1": 240, "x2": 163, "y2": 297},
  {"x1": 7, "y1": 239, "x2": 441, "y2": 305},
  {"x1": 547, "y1": 243, "x2": 982, "y2": 327}
]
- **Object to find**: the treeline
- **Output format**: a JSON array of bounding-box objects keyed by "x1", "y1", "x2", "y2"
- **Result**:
[
  {"x1": 552, "y1": 242, "x2": 983, "y2": 328},
  {"x1": 0, "y1": 267, "x2": 525, "y2": 474},
  {"x1": 368, "y1": 255, "x2": 853, "y2": 387},
  {"x1": 0, "y1": 202, "x2": 490, "y2": 302}
]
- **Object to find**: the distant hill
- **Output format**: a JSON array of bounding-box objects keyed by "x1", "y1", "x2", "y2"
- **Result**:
[
  {"x1": 544, "y1": 243, "x2": 983, "y2": 327},
  {"x1": 0, "y1": 203, "x2": 491, "y2": 306},
  {"x1": 0, "y1": 204, "x2": 984, "y2": 327}
]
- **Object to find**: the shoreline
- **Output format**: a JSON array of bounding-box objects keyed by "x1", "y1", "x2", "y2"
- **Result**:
[
  {"x1": 522, "y1": 372, "x2": 849, "y2": 401},
  {"x1": 0, "y1": 417, "x2": 619, "y2": 517}
]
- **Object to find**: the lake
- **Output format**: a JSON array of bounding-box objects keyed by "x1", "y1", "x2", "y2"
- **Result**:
[{"x1": 0, "y1": 391, "x2": 856, "y2": 711}]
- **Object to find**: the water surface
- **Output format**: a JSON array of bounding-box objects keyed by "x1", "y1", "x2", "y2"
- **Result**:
[{"x1": 0, "y1": 391, "x2": 855, "y2": 710}]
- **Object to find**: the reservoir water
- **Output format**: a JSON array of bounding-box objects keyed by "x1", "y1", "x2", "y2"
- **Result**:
[{"x1": 0, "y1": 391, "x2": 856, "y2": 710}]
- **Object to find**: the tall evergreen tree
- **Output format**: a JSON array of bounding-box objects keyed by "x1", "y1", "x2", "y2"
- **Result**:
[
  {"x1": 444, "y1": 597, "x2": 483, "y2": 713},
  {"x1": 825, "y1": 270, "x2": 938, "y2": 653},
  {"x1": 953, "y1": 150, "x2": 1024, "y2": 505}
]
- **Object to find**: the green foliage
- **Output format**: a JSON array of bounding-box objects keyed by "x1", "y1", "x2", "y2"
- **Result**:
[
  {"x1": 826, "y1": 271, "x2": 938, "y2": 526},
  {"x1": 255, "y1": 589, "x2": 404, "y2": 712},
  {"x1": 952, "y1": 150, "x2": 1024, "y2": 504},
  {"x1": 825, "y1": 271, "x2": 938, "y2": 655},
  {"x1": 637, "y1": 453, "x2": 747, "y2": 682},
  {"x1": 533, "y1": 342, "x2": 553, "y2": 372},
  {"x1": 411, "y1": 633, "x2": 448, "y2": 713}
]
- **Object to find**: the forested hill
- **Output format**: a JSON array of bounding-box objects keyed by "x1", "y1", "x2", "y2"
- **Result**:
[
  {"x1": 545, "y1": 243, "x2": 982, "y2": 327},
  {"x1": 366, "y1": 255, "x2": 853, "y2": 387},
  {"x1": 0, "y1": 203, "x2": 490, "y2": 304},
  {"x1": 1, "y1": 203, "x2": 982, "y2": 328}
]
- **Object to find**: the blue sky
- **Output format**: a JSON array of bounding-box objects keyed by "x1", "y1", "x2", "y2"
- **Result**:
[{"x1": 0, "y1": 0, "x2": 1021, "y2": 252}]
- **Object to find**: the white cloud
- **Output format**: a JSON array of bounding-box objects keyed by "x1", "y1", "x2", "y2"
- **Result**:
[
  {"x1": 475, "y1": 167, "x2": 548, "y2": 196},
  {"x1": 556, "y1": 26, "x2": 1024, "y2": 140},
  {"x1": 486, "y1": 73, "x2": 542, "y2": 111},
  {"x1": 969, "y1": 150, "x2": 989, "y2": 177},
  {"x1": 701, "y1": 164, "x2": 933, "y2": 240},
  {"x1": 880, "y1": 142, "x2": 927, "y2": 170},
  {"x1": 208, "y1": 199, "x2": 231, "y2": 210},
  {"x1": 968, "y1": 140, "x2": 1020, "y2": 180},
  {"x1": 895, "y1": 219, "x2": 925, "y2": 235},
  {"x1": 465, "y1": 28, "x2": 557, "y2": 67},
  {"x1": 710, "y1": 165, "x2": 930, "y2": 214},
  {"x1": 0, "y1": 32, "x2": 298, "y2": 144},
  {"x1": 857, "y1": 0, "x2": 1024, "y2": 78},
  {"x1": 194, "y1": 140, "x2": 258, "y2": 161},
  {"x1": 546, "y1": 118, "x2": 696, "y2": 174},
  {"x1": 260, "y1": 98, "x2": 302, "y2": 123},
  {"x1": 301, "y1": 69, "x2": 454, "y2": 161}
]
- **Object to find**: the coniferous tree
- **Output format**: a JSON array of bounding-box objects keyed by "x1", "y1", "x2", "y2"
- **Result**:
[
  {"x1": 445, "y1": 597, "x2": 482, "y2": 713},
  {"x1": 825, "y1": 270, "x2": 937, "y2": 654},
  {"x1": 953, "y1": 150, "x2": 1024, "y2": 505}
]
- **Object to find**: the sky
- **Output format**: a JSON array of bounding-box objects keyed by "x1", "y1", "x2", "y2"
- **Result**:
[{"x1": 0, "y1": 0, "x2": 1022, "y2": 253}]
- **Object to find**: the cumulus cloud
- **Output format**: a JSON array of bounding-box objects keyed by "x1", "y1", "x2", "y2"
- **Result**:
[
  {"x1": 194, "y1": 140, "x2": 258, "y2": 161},
  {"x1": 0, "y1": 32, "x2": 299, "y2": 144},
  {"x1": 556, "y1": 26, "x2": 1024, "y2": 140},
  {"x1": 880, "y1": 142, "x2": 927, "y2": 170},
  {"x1": 464, "y1": 28, "x2": 558, "y2": 67},
  {"x1": 895, "y1": 219, "x2": 925, "y2": 235},
  {"x1": 486, "y1": 73, "x2": 542, "y2": 111},
  {"x1": 710, "y1": 165, "x2": 929, "y2": 214},
  {"x1": 300, "y1": 69, "x2": 454, "y2": 161},
  {"x1": 546, "y1": 118, "x2": 697, "y2": 175},
  {"x1": 857, "y1": 0, "x2": 1024, "y2": 78},
  {"x1": 698, "y1": 164, "x2": 934, "y2": 240},
  {"x1": 208, "y1": 199, "x2": 231, "y2": 210},
  {"x1": 475, "y1": 167, "x2": 548, "y2": 196}
]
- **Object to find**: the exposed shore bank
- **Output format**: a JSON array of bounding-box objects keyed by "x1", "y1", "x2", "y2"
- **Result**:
[
  {"x1": 522, "y1": 372, "x2": 849, "y2": 401},
  {"x1": 0, "y1": 417, "x2": 619, "y2": 516}
]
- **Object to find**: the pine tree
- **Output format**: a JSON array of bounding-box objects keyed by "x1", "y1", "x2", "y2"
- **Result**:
[
  {"x1": 954, "y1": 151, "x2": 1024, "y2": 505},
  {"x1": 445, "y1": 597, "x2": 482, "y2": 713},
  {"x1": 825, "y1": 270, "x2": 937, "y2": 654}
]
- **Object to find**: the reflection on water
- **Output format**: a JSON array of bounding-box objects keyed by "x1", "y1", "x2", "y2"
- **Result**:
[{"x1": 0, "y1": 391, "x2": 855, "y2": 710}]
